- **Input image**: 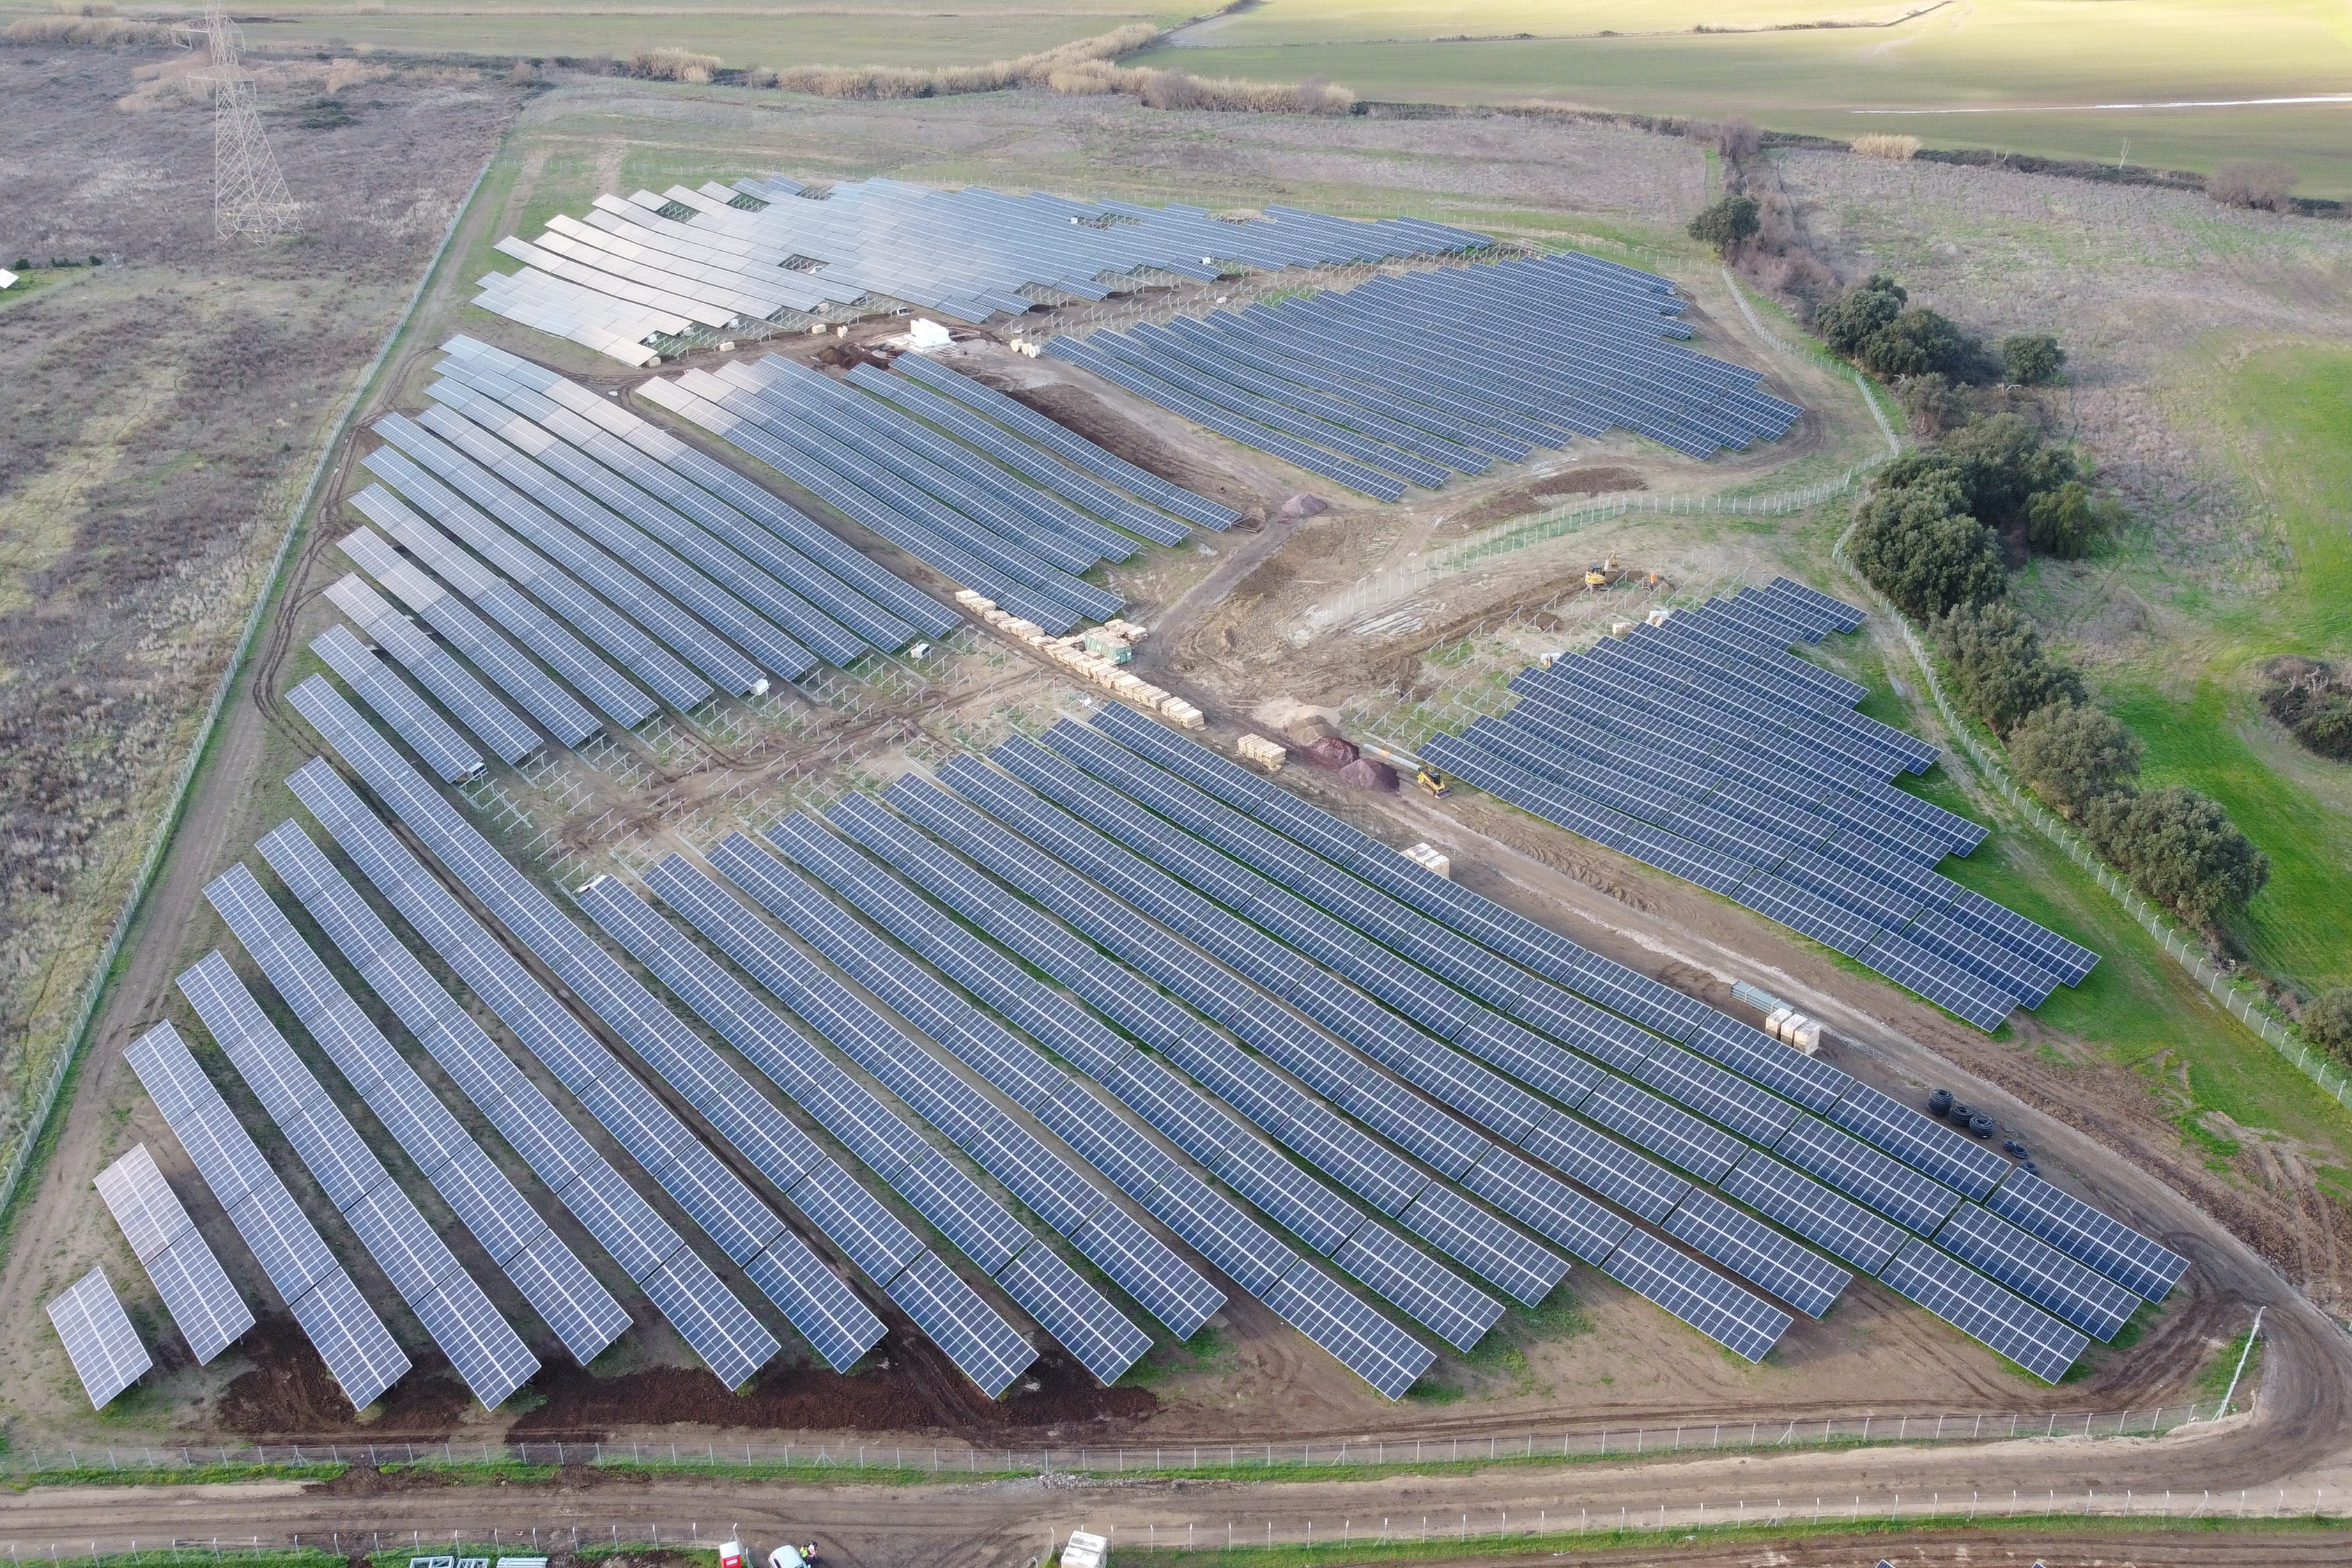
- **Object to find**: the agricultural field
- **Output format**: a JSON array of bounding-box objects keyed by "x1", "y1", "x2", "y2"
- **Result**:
[{"x1": 1153, "y1": 0, "x2": 2352, "y2": 196}]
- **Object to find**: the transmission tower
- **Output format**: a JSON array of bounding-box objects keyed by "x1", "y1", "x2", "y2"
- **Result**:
[{"x1": 197, "y1": 1, "x2": 296, "y2": 240}]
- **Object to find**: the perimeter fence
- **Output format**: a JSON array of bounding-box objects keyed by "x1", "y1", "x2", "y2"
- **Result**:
[
  {"x1": 1829, "y1": 523, "x2": 2352, "y2": 1112},
  {"x1": 0, "y1": 1399, "x2": 2243, "y2": 1484}
]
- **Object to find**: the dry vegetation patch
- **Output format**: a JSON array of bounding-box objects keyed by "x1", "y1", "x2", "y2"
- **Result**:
[{"x1": 0, "y1": 41, "x2": 521, "y2": 1192}]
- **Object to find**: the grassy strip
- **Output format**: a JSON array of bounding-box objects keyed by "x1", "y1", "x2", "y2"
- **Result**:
[
  {"x1": 1110, "y1": 1509, "x2": 2350, "y2": 1567},
  {"x1": 3, "y1": 1462, "x2": 349, "y2": 1490},
  {"x1": 17, "y1": 1553, "x2": 341, "y2": 1568}
]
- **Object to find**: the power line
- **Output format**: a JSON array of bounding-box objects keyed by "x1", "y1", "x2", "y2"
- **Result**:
[{"x1": 192, "y1": 1, "x2": 296, "y2": 240}]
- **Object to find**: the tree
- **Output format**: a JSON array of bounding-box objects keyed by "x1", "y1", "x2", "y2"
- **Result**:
[
  {"x1": 2306, "y1": 989, "x2": 2352, "y2": 1063},
  {"x1": 2009, "y1": 701, "x2": 2143, "y2": 817},
  {"x1": 1896, "y1": 371, "x2": 1971, "y2": 438},
  {"x1": 2001, "y1": 332, "x2": 2065, "y2": 385},
  {"x1": 1847, "y1": 475, "x2": 2006, "y2": 620},
  {"x1": 1814, "y1": 275, "x2": 1906, "y2": 358},
  {"x1": 2084, "y1": 786, "x2": 2270, "y2": 928},
  {"x1": 1858, "y1": 306, "x2": 1969, "y2": 378},
  {"x1": 1936, "y1": 413, "x2": 2078, "y2": 529},
  {"x1": 1935, "y1": 602, "x2": 2084, "y2": 735},
  {"x1": 2024, "y1": 479, "x2": 2120, "y2": 559},
  {"x1": 1687, "y1": 196, "x2": 1760, "y2": 256}
]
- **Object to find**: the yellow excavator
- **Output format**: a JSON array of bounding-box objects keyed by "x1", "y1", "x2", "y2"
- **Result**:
[{"x1": 1415, "y1": 766, "x2": 1450, "y2": 798}]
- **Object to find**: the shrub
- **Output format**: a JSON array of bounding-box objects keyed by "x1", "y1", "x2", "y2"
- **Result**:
[
  {"x1": 2001, "y1": 332, "x2": 2065, "y2": 385},
  {"x1": 2024, "y1": 479, "x2": 2121, "y2": 559},
  {"x1": 1896, "y1": 372, "x2": 1972, "y2": 438},
  {"x1": 1715, "y1": 116, "x2": 1762, "y2": 160},
  {"x1": 631, "y1": 47, "x2": 721, "y2": 84},
  {"x1": 1849, "y1": 475, "x2": 2005, "y2": 620},
  {"x1": 2009, "y1": 701, "x2": 2143, "y2": 817},
  {"x1": 2306, "y1": 990, "x2": 2352, "y2": 1061},
  {"x1": 1858, "y1": 306, "x2": 1971, "y2": 378},
  {"x1": 1935, "y1": 602, "x2": 2084, "y2": 735},
  {"x1": 2208, "y1": 160, "x2": 2296, "y2": 213},
  {"x1": 1815, "y1": 274, "x2": 1907, "y2": 358},
  {"x1": 2084, "y1": 786, "x2": 2270, "y2": 928},
  {"x1": 1939, "y1": 413, "x2": 2078, "y2": 530},
  {"x1": 1686, "y1": 196, "x2": 1760, "y2": 256},
  {"x1": 2258, "y1": 656, "x2": 2352, "y2": 761},
  {"x1": 1851, "y1": 133, "x2": 1921, "y2": 161}
]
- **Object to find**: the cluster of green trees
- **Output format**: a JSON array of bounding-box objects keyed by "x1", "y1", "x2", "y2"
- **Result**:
[
  {"x1": 1847, "y1": 413, "x2": 2121, "y2": 622},
  {"x1": 1806, "y1": 272, "x2": 2066, "y2": 390},
  {"x1": 1927, "y1": 603, "x2": 2271, "y2": 930}
]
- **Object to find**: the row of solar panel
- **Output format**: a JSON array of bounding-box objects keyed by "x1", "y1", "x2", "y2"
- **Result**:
[
  {"x1": 1010, "y1": 732, "x2": 2093, "y2": 1376},
  {"x1": 691, "y1": 820, "x2": 1438, "y2": 1394},
  {"x1": 291, "y1": 679, "x2": 1059, "y2": 1398},
  {"x1": 756, "y1": 812, "x2": 1517, "y2": 1353},
  {"x1": 203, "y1": 865, "x2": 632, "y2": 1369},
  {"x1": 91, "y1": 1144, "x2": 254, "y2": 1371},
  {"x1": 911, "y1": 753, "x2": 1796, "y2": 1362},
  {"x1": 1067, "y1": 256, "x2": 1803, "y2": 482},
  {"x1": 481, "y1": 177, "x2": 1492, "y2": 357},
  {"x1": 1075, "y1": 703, "x2": 2188, "y2": 1313},
  {"x1": 989, "y1": 728, "x2": 2089, "y2": 1365},
  {"x1": 123, "y1": 1023, "x2": 414, "y2": 1413},
  {"x1": 173, "y1": 951, "x2": 544, "y2": 1410}
]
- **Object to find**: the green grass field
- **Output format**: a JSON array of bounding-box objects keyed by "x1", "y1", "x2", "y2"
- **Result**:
[
  {"x1": 1148, "y1": 0, "x2": 2352, "y2": 195},
  {"x1": 2070, "y1": 344, "x2": 2352, "y2": 1001}
]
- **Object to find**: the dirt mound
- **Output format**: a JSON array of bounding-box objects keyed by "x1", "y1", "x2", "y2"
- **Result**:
[
  {"x1": 508, "y1": 1342, "x2": 1155, "y2": 1442},
  {"x1": 215, "y1": 1317, "x2": 471, "y2": 1436},
  {"x1": 1337, "y1": 757, "x2": 1397, "y2": 790},
  {"x1": 1445, "y1": 464, "x2": 1650, "y2": 530}
]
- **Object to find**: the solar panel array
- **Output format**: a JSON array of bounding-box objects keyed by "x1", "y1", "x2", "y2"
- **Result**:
[
  {"x1": 1422, "y1": 578, "x2": 2098, "y2": 1030},
  {"x1": 574, "y1": 872, "x2": 1153, "y2": 1385},
  {"x1": 203, "y1": 863, "x2": 631, "y2": 1367},
  {"x1": 123, "y1": 1022, "x2": 412, "y2": 1413},
  {"x1": 638, "y1": 858, "x2": 1224, "y2": 1340},
  {"x1": 938, "y1": 738, "x2": 1799, "y2": 1358},
  {"x1": 255, "y1": 820, "x2": 781, "y2": 1388},
  {"x1": 175, "y1": 951, "x2": 543, "y2": 1410},
  {"x1": 1070, "y1": 702, "x2": 2185, "y2": 1376},
  {"x1": 308, "y1": 624, "x2": 486, "y2": 784},
  {"x1": 321, "y1": 574, "x2": 541, "y2": 764},
  {"x1": 473, "y1": 176, "x2": 1489, "y2": 364},
  {"x1": 289, "y1": 678, "x2": 1054, "y2": 1399},
  {"x1": 751, "y1": 815, "x2": 1513, "y2": 1354},
  {"x1": 1045, "y1": 252, "x2": 1801, "y2": 495},
  {"x1": 46, "y1": 1268, "x2": 151, "y2": 1410},
  {"x1": 638, "y1": 343, "x2": 1235, "y2": 637},
  {"x1": 93, "y1": 1144, "x2": 254, "y2": 1365},
  {"x1": 338, "y1": 523, "x2": 604, "y2": 746},
  {"x1": 443, "y1": 337, "x2": 959, "y2": 642},
  {"x1": 700, "y1": 824, "x2": 1438, "y2": 1397}
]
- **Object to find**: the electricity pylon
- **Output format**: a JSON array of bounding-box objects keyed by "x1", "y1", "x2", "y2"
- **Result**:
[{"x1": 196, "y1": 1, "x2": 296, "y2": 240}]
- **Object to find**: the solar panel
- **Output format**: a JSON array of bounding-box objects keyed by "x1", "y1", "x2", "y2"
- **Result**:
[
  {"x1": 1933, "y1": 1204, "x2": 2142, "y2": 1341},
  {"x1": 1771, "y1": 1115, "x2": 1961, "y2": 1235},
  {"x1": 1574, "y1": 1076, "x2": 1746, "y2": 1183},
  {"x1": 1875, "y1": 1238, "x2": 2086, "y2": 1384},
  {"x1": 1330, "y1": 1219, "x2": 1503, "y2": 1351},
  {"x1": 1719, "y1": 1149, "x2": 1906, "y2": 1275},
  {"x1": 999, "y1": 1240, "x2": 1155, "y2": 1385},
  {"x1": 176, "y1": 951, "x2": 541, "y2": 1411},
  {"x1": 1261, "y1": 1261, "x2": 1434, "y2": 1400},
  {"x1": 321, "y1": 575, "x2": 542, "y2": 764},
  {"x1": 46, "y1": 1268, "x2": 151, "y2": 1409},
  {"x1": 1597, "y1": 1228, "x2": 1790, "y2": 1362},
  {"x1": 578, "y1": 870, "x2": 1150, "y2": 1383},
  {"x1": 205, "y1": 863, "x2": 628, "y2": 1366},
  {"x1": 1392, "y1": 1182, "x2": 1568, "y2": 1307},
  {"x1": 254, "y1": 820, "x2": 772, "y2": 1383},
  {"x1": 122, "y1": 1023, "x2": 413, "y2": 1414},
  {"x1": 1981, "y1": 1169, "x2": 2188, "y2": 1302},
  {"x1": 1661, "y1": 1189, "x2": 1850, "y2": 1319},
  {"x1": 1827, "y1": 1084, "x2": 2009, "y2": 1199},
  {"x1": 309, "y1": 625, "x2": 485, "y2": 783},
  {"x1": 1454, "y1": 1146, "x2": 1631, "y2": 1264}
]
